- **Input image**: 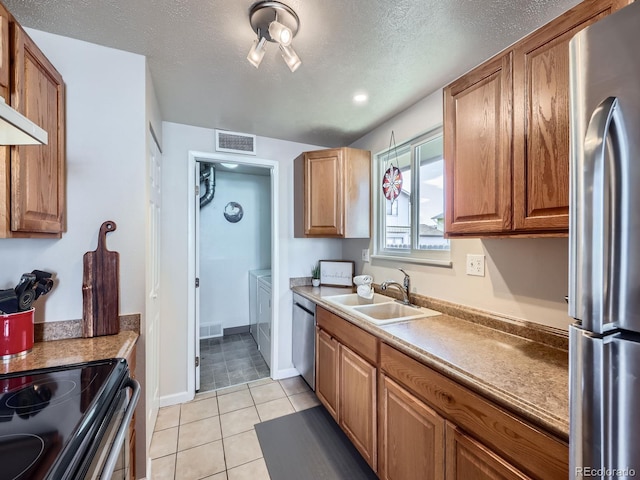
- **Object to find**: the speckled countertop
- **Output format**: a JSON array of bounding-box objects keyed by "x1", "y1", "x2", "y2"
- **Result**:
[
  {"x1": 293, "y1": 285, "x2": 569, "y2": 440},
  {"x1": 1, "y1": 330, "x2": 138, "y2": 375}
]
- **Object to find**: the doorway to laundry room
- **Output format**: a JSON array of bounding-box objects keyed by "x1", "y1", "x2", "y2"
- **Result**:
[{"x1": 196, "y1": 159, "x2": 273, "y2": 392}]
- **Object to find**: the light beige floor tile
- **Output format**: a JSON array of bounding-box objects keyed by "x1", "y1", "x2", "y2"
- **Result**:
[
  {"x1": 150, "y1": 427, "x2": 178, "y2": 459},
  {"x1": 150, "y1": 454, "x2": 176, "y2": 480},
  {"x1": 249, "y1": 382, "x2": 286, "y2": 405},
  {"x1": 217, "y1": 389, "x2": 255, "y2": 415},
  {"x1": 223, "y1": 429, "x2": 263, "y2": 469},
  {"x1": 220, "y1": 406, "x2": 260, "y2": 437},
  {"x1": 216, "y1": 383, "x2": 249, "y2": 395},
  {"x1": 195, "y1": 389, "x2": 217, "y2": 401},
  {"x1": 175, "y1": 440, "x2": 226, "y2": 480},
  {"x1": 288, "y1": 391, "x2": 321, "y2": 412},
  {"x1": 256, "y1": 397, "x2": 295, "y2": 422},
  {"x1": 178, "y1": 415, "x2": 222, "y2": 451},
  {"x1": 155, "y1": 405, "x2": 181, "y2": 431},
  {"x1": 279, "y1": 376, "x2": 310, "y2": 396},
  {"x1": 181, "y1": 396, "x2": 219, "y2": 424},
  {"x1": 227, "y1": 458, "x2": 271, "y2": 480},
  {"x1": 247, "y1": 377, "x2": 274, "y2": 388},
  {"x1": 202, "y1": 473, "x2": 227, "y2": 480}
]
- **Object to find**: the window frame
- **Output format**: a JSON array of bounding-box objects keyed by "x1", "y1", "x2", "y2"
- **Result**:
[{"x1": 372, "y1": 126, "x2": 452, "y2": 267}]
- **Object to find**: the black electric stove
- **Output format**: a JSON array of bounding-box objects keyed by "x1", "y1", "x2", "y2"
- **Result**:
[{"x1": 0, "y1": 359, "x2": 130, "y2": 480}]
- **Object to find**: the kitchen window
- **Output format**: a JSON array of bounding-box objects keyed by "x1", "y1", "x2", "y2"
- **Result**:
[{"x1": 373, "y1": 127, "x2": 451, "y2": 266}]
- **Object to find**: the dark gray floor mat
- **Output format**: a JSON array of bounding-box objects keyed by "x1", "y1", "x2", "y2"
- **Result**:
[{"x1": 255, "y1": 405, "x2": 378, "y2": 480}]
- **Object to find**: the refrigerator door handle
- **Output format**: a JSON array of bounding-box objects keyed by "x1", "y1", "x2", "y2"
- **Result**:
[{"x1": 571, "y1": 96, "x2": 627, "y2": 334}]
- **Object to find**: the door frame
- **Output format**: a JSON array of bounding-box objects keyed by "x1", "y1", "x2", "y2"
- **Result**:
[{"x1": 186, "y1": 150, "x2": 280, "y2": 396}]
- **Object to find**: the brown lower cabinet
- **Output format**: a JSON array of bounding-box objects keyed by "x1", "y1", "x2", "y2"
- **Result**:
[
  {"x1": 379, "y1": 375, "x2": 445, "y2": 480},
  {"x1": 380, "y1": 343, "x2": 568, "y2": 479},
  {"x1": 316, "y1": 307, "x2": 378, "y2": 471},
  {"x1": 380, "y1": 374, "x2": 530, "y2": 480},
  {"x1": 314, "y1": 305, "x2": 568, "y2": 479},
  {"x1": 340, "y1": 345, "x2": 377, "y2": 468},
  {"x1": 315, "y1": 327, "x2": 339, "y2": 420}
]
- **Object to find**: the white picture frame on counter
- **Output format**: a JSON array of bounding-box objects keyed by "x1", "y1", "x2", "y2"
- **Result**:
[{"x1": 319, "y1": 260, "x2": 355, "y2": 287}]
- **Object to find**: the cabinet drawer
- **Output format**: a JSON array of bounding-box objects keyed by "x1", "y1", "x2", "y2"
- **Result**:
[
  {"x1": 317, "y1": 306, "x2": 378, "y2": 364},
  {"x1": 380, "y1": 343, "x2": 567, "y2": 480}
]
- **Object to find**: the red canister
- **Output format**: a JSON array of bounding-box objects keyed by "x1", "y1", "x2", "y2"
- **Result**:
[{"x1": 1, "y1": 309, "x2": 35, "y2": 360}]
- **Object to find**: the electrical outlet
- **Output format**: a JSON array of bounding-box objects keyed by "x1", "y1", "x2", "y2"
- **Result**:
[
  {"x1": 362, "y1": 249, "x2": 370, "y2": 262},
  {"x1": 466, "y1": 254, "x2": 485, "y2": 277}
]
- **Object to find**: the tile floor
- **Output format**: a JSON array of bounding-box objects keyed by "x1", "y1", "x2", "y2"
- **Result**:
[
  {"x1": 199, "y1": 333, "x2": 270, "y2": 392},
  {"x1": 150, "y1": 376, "x2": 320, "y2": 480}
]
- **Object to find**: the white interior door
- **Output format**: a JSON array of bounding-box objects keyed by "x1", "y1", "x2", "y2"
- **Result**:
[
  {"x1": 146, "y1": 131, "x2": 162, "y2": 452},
  {"x1": 194, "y1": 162, "x2": 202, "y2": 391}
]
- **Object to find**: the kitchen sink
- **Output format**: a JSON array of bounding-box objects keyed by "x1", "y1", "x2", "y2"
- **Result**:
[
  {"x1": 351, "y1": 302, "x2": 441, "y2": 324},
  {"x1": 324, "y1": 293, "x2": 391, "y2": 307},
  {"x1": 323, "y1": 293, "x2": 441, "y2": 325}
]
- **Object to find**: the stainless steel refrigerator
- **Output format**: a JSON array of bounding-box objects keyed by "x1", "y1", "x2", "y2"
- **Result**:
[{"x1": 569, "y1": 2, "x2": 640, "y2": 479}]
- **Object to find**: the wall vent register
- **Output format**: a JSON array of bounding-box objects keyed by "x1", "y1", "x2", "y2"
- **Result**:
[{"x1": 215, "y1": 129, "x2": 256, "y2": 155}]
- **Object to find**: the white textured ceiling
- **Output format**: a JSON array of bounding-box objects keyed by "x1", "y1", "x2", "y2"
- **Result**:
[{"x1": 4, "y1": 0, "x2": 580, "y2": 147}]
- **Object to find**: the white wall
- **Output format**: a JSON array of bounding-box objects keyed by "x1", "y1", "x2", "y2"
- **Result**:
[
  {"x1": 0, "y1": 29, "x2": 147, "y2": 324},
  {"x1": 199, "y1": 170, "x2": 271, "y2": 332},
  {"x1": 346, "y1": 90, "x2": 570, "y2": 330},
  {"x1": 160, "y1": 122, "x2": 342, "y2": 401}
]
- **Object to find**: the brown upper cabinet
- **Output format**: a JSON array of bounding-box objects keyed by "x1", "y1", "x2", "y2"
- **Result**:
[
  {"x1": 0, "y1": 6, "x2": 65, "y2": 238},
  {"x1": 294, "y1": 147, "x2": 371, "y2": 238},
  {"x1": 444, "y1": 0, "x2": 630, "y2": 237}
]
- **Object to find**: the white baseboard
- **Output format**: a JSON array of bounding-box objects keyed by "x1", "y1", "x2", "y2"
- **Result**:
[
  {"x1": 159, "y1": 390, "x2": 193, "y2": 408},
  {"x1": 272, "y1": 367, "x2": 300, "y2": 380}
]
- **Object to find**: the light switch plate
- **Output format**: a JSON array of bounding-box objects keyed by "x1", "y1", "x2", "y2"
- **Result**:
[
  {"x1": 362, "y1": 249, "x2": 370, "y2": 262},
  {"x1": 466, "y1": 254, "x2": 485, "y2": 277}
]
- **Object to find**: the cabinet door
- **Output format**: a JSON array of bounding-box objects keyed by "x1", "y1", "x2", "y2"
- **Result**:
[
  {"x1": 512, "y1": 0, "x2": 629, "y2": 232},
  {"x1": 10, "y1": 24, "x2": 65, "y2": 235},
  {"x1": 340, "y1": 344, "x2": 377, "y2": 470},
  {"x1": 379, "y1": 375, "x2": 444, "y2": 480},
  {"x1": 315, "y1": 327, "x2": 339, "y2": 420},
  {"x1": 444, "y1": 51, "x2": 513, "y2": 235},
  {"x1": 445, "y1": 424, "x2": 530, "y2": 480},
  {"x1": 0, "y1": 4, "x2": 8, "y2": 95},
  {"x1": 304, "y1": 149, "x2": 344, "y2": 236}
]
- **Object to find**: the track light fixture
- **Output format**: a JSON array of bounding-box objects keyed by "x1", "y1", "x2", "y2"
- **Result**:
[{"x1": 247, "y1": 1, "x2": 301, "y2": 72}]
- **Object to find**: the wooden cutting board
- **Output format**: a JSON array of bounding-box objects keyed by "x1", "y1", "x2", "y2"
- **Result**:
[{"x1": 82, "y1": 221, "x2": 119, "y2": 337}]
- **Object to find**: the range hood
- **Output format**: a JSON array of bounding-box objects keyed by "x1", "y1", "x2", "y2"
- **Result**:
[{"x1": 0, "y1": 96, "x2": 47, "y2": 145}]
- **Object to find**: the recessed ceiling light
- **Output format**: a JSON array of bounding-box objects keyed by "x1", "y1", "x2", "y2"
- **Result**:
[
  {"x1": 220, "y1": 162, "x2": 239, "y2": 169},
  {"x1": 353, "y1": 93, "x2": 368, "y2": 104}
]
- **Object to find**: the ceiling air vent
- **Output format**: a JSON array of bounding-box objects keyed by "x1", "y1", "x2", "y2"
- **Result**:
[{"x1": 215, "y1": 129, "x2": 256, "y2": 155}]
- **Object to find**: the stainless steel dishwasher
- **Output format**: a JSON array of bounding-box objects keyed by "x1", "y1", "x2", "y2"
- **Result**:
[{"x1": 292, "y1": 292, "x2": 316, "y2": 390}]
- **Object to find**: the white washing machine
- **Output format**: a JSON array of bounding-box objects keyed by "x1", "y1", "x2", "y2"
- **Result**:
[{"x1": 248, "y1": 269, "x2": 271, "y2": 344}]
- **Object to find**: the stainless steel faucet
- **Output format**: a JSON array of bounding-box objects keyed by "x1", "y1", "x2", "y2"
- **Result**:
[{"x1": 380, "y1": 268, "x2": 411, "y2": 305}]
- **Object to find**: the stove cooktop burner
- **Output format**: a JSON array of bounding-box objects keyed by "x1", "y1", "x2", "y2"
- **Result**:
[
  {"x1": 1, "y1": 379, "x2": 79, "y2": 420},
  {"x1": 0, "y1": 433, "x2": 45, "y2": 480}
]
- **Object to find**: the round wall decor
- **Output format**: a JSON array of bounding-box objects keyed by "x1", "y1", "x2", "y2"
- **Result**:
[
  {"x1": 382, "y1": 165, "x2": 403, "y2": 202},
  {"x1": 224, "y1": 202, "x2": 244, "y2": 223}
]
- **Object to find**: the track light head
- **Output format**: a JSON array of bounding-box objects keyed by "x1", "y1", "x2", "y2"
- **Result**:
[
  {"x1": 247, "y1": 36, "x2": 267, "y2": 68},
  {"x1": 279, "y1": 44, "x2": 301, "y2": 72},
  {"x1": 268, "y1": 20, "x2": 292, "y2": 46}
]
